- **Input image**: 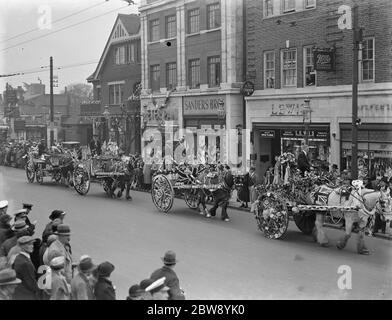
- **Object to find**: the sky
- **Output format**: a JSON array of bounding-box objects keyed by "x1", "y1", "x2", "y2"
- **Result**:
[{"x1": 0, "y1": 0, "x2": 140, "y2": 95}]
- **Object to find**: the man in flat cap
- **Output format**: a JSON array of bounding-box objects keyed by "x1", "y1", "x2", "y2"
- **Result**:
[
  {"x1": 47, "y1": 224, "x2": 73, "y2": 284},
  {"x1": 150, "y1": 250, "x2": 185, "y2": 300},
  {"x1": 71, "y1": 255, "x2": 96, "y2": 300},
  {"x1": 145, "y1": 277, "x2": 170, "y2": 300},
  {"x1": 50, "y1": 256, "x2": 71, "y2": 300},
  {"x1": 0, "y1": 268, "x2": 21, "y2": 300},
  {"x1": 0, "y1": 220, "x2": 30, "y2": 259},
  {"x1": 12, "y1": 236, "x2": 40, "y2": 300},
  {"x1": 126, "y1": 284, "x2": 144, "y2": 300},
  {"x1": 0, "y1": 200, "x2": 8, "y2": 216},
  {"x1": 94, "y1": 261, "x2": 116, "y2": 300}
]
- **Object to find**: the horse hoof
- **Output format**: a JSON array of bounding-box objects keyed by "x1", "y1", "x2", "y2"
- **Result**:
[
  {"x1": 336, "y1": 242, "x2": 345, "y2": 250},
  {"x1": 358, "y1": 248, "x2": 370, "y2": 255},
  {"x1": 320, "y1": 243, "x2": 330, "y2": 248}
]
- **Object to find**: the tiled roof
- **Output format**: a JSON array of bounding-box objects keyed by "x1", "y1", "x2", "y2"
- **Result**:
[{"x1": 118, "y1": 14, "x2": 140, "y2": 35}]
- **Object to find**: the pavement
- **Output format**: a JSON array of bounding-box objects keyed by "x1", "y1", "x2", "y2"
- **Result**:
[{"x1": 1, "y1": 166, "x2": 392, "y2": 300}]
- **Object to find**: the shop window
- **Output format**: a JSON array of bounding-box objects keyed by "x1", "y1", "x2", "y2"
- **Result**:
[
  {"x1": 188, "y1": 8, "x2": 200, "y2": 34},
  {"x1": 166, "y1": 62, "x2": 177, "y2": 90},
  {"x1": 207, "y1": 3, "x2": 220, "y2": 29},
  {"x1": 264, "y1": 51, "x2": 275, "y2": 89},
  {"x1": 207, "y1": 56, "x2": 220, "y2": 87},
  {"x1": 283, "y1": 0, "x2": 295, "y2": 13},
  {"x1": 150, "y1": 64, "x2": 160, "y2": 92},
  {"x1": 150, "y1": 19, "x2": 160, "y2": 42},
  {"x1": 281, "y1": 48, "x2": 297, "y2": 87},
  {"x1": 109, "y1": 84, "x2": 124, "y2": 105},
  {"x1": 166, "y1": 15, "x2": 176, "y2": 38},
  {"x1": 304, "y1": 46, "x2": 316, "y2": 86},
  {"x1": 361, "y1": 38, "x2": 375, "y2": 82},
  {"x1": 264, "y1": 0, "x2": 274, "y2": 17},
  {"x1": 188, "y1": 59, "x2": 200, "y2": 89}
]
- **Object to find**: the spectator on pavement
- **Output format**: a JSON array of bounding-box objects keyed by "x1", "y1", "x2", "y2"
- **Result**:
[
  {"x1": 0, "y1": 200, "x2": 8, "y2": 216},
  {"x1": 42, "y1": 234, "x2": 58, "y2": 266},
  {"x1": 139, "y1": 278, "x2": 154, "y2": 300},
  {"x1": 12, "y1": 236, "x2": 40, "y2": 300},
  {"x1": 0, "y1": 268, "x2": 21, "y2": 300},
  {"x1": 0, "y1": 220, "x2": 30, "y2": 259},
  {"x1": 238, "y1": 171, "x2": 250, "y2": 209},
  {"x1": 71, "y1": 255, "x2": 96, "y2": 300},
  {"x1": 150, "y1": 250, "x2": 185, "y2": 300},
  {"x1": 95, "y1": 261, "x2": 116, "y2": 300},
  {"x1": 50, "y1": 256, "x2": 71, "y2": 300},
  {"x1": 47, "y1": 224, "x2": 73, "y2": 283},
  {"x1": 126, "y1": 284, "x2": 144, "y2": 300},
  {"x1": 0, "y1": 214, "x2": 13, "y2": 246},
  {"x1": 42, "y1": 210, "x2": 66, "y2": 243}
]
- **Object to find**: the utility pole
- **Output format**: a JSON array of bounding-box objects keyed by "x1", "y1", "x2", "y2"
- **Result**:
[
  {"x1": 351, "y1": 6, "x2": 361, "y2": 180},
  {"x1": 50, "y1": 56, "x2": 54, "y2": 147}
]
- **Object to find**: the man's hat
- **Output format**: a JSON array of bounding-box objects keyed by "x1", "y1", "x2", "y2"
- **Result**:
[
  {"x1": 50, "y1": 256, "x2": 65, "y2": 270},
  {"x1": 11, "y1": 220, "x2": 28, "y2": 232},
  {"x1": 97, "y1": 261, "x2": 115, "y2": 278},
  {"x1": 54, "y1": 224, "x2": 71, "y2": 236},
  {"x1": 0, "y1": 214, "x2": 12, "y2": 224},
  {"x1": 139, "y1": 278, "x2": 154, "y2": 290},
  {"x1": 49, "y1": 210, "x2": 66, "y2": 220},
  {"x1": 78, "y1": 256, "x2": 96, "y2": 273},
  {"x1": 161, "y1": 250, "x2": 178, "y2": 266},
  {"x1": 128, "y1": 284, "x2": 143, "y2": 298},
  {"x1": 145, "y1": 277, "x2": 170, "y2": 294},
  {"x1": 17, "y1": 235, "x2": 35, "y2": 245},
  {"x1": 23, "y1": 203, "x2": 33, "y2": 210},
  {"x1": 14, "y1": 209, "x2": 28, "y2": 218},
  {"x1": 0, "y1": 200, "x2": 8, "y2": 209},
  {"x1": 0, "y1": 269, "x2": 21, "y2": 286}
]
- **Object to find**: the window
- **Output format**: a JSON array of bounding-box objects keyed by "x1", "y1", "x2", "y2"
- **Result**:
[
  {"x1": 166, "y1": 15, "x2": 176, "y2": 38},
  {"x1": 207, "y1": 3, "x2": 221, "y2": 29},
  {"x1": 109, "y1": 84, "x2": 124, "y2": 105},
  {"x1": 114, "y1": 46, "x2": 125, "y2": 65},
  {"x1": 305, "y1": 0, "x2": 316, "y2": 8},
  {"x1": 264, "y1": 0, "x2": 274, "y2": 17},
  {"x1": 362, "y1": 38, "x2": 375, "y2": 82},
  {"x1": 188, "y1": 8, "x2": 200, "y2": 34},
  {"x1": 281, "y1": 49, "x2": 297, "y2": 87},
  {"x1": 208, "y1": 56, "x2": 220, "y2": 87},
  {"x1": 150, "y1": 19, "x2": 160, "y2": 42},
  {"x1": 304, "y1": 46, "x2": 316, "y2": 86},
  {"x1": 283, "y1": 0, "x2": 295, "y2": 12},
  {"x1": 166, "y1": 62, "x2": 177, "y2": 89},
  {"x1": 188, "y1": 59, "x2": 200, "y2": 88},
  {"x1": 150, "y1": 65, "x2": 160, "y2": 92},
  {"x1": 264, "y1": 51, "x2": 275, "y2": 89},
  {"x1": 96, "y1": 87, "x2": 101, "y2": 101},
  {"x1": 126, "y1": 43, "x2": 136, "y2": 63}
]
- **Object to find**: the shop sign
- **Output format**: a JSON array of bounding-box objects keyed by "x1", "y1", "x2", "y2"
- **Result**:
[
  {"x1": 271, "y1": 103, "x2": 306, "y2": 116},
  {"x1": 282, "y1": 129, "x2": 329, "y2": 139},
  {"x1": 313, "y1": 49, "x2": 335, "y2": 71},
  {"x1": 359, "y1": 103, "x2": 392, "y2": 117},
  {"x1": 241, "y1": 81, "x2": 255, "y2": 97},
  {"x1": 183, "y1": 96, "x2": 225, "y2": 116},
  {"x1": 260, "y1": 130, "x2": 275, "y2": 138}
]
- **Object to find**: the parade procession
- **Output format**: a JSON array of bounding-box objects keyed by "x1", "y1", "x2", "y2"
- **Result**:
[{"x1": 1, "y1": 0, "x2": 392, "y2": 302}]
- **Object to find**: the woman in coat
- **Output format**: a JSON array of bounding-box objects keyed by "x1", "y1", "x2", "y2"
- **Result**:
[{"x1": 238, "y1": 172, "x2": 250, "y2": 208}]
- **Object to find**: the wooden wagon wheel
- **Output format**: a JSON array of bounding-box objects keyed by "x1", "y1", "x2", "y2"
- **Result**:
[
  {"x1": 151, "y1": 174, "x2": 174, "y2": 213},
  {"x1": 293, "y1": 210, "x2": 316, "y2": 235},
  {"x1": 35, "y1": 165, "x2": 44, "y2": 184},
  {"x1": 255, "y1": 195, "x2": 289, "y2": 239},
  {"x1": 25, "y1": 160, "x2": 35, "y2": 183},
  {"x1": 184, "y1": 188, "x2": 199, "y2": 210},
  {"x1": 73, "y1": 165, "x2": 90, "y2": 195}
]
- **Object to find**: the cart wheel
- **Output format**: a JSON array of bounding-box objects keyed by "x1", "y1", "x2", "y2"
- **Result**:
[
  {"x1": 255, "y1": 198, "x2": 289, "y2": 239},
  {"x1": 293, "y1": 211, "x2": 316, "y2": 235},
  {"x1": 25, "y1": 160, "x2": 35, "y2": 183},
  {"x1": 73, "y1": 166, "x2": 90, "y2": 195},
  {"x1": 151, "y1": 174, "x2": 174, "y2": 213},
  {"x1": 184, "y1": 189, "x2": 199, "y2": 210},
  {"x1": 54, "y1": 171, "x2": 62, "y2": 183},
  {"x1": 35, "y1": 166, "x2": 44, "y2": 184}
]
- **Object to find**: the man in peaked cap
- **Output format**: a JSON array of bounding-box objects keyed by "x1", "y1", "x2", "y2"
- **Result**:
[
  {"x1": 70, "y1": 255, "x2": 96, "y2": 300},
  {"x1": 47, "y1": 224, "x2": 73, "y2": 284},
  {"x1": 0, "y1": 220, "x2": 30, "y2": 258},
  {"x1": 0, "y1": 214, "x2": 13, "y2": 246},
  {"x1": 94, "y1": 261, "x2": 116, "y2": 300},
  {"x1": 145, "y1": 277, "x2": 170, "y2": 300},
  {"x1": 0, "y1": 268, "x2": 21, "y2": 300},
  {"x1": 0, "y1": 200, "x2": 8, "y2": 215},
  {"x1": 12, "y1": 236, "x2": 40, "y2": 300},
  {"x1": 150, "y1": 250, "x2": 185, "y2": 300},
  {"x1": 126, "y1": 284, "x2": 144, "y2": 300},
  {"x1": 138, "y1": 278, "x2": 154, "y2": 300}
]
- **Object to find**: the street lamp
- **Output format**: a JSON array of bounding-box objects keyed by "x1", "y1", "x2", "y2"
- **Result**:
[{"x1": 303, "y1": 97, "x2": 312, "y2": 145}]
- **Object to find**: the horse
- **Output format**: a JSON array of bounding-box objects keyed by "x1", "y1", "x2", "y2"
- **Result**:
[{"x1": 304, "y1": 184, "x2": 392, "y2": 254}]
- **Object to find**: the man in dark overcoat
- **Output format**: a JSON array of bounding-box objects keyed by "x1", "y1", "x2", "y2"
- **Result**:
[{"x1": 297, "y1": 144, "x2": 311, "y2": 175}]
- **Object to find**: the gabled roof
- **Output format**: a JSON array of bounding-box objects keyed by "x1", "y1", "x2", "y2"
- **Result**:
[{"x1": 87, "y1": 14, "x2": 140, "y2": 83}]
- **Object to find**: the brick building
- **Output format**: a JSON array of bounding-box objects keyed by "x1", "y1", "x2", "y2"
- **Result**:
[
  {"x1": 139, "y1": 0, "x2": 244, "y2": 165},
  {"x1": 244, "y1": 0, "x2": 392, "y2": 178},
  {"x1": 86, "y1": 13, "x2": 142, "y2": 153}
]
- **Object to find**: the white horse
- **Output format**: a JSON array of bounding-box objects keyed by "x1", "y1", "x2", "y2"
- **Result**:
[{"x1": 307, "y1": 182, "x2": 391, "y2": 254}]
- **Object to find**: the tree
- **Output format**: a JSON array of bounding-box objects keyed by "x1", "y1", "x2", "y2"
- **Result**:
[{"x1": 63, "y1": 83, "x2": 93, "y2": 105}]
